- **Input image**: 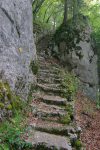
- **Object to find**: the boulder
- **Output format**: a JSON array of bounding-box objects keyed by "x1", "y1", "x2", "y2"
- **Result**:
[{"x1": 59, "y1": 26, "x2": 99, "y2": 100}]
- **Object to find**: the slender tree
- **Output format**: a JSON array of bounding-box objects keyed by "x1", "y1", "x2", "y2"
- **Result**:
[
  {"x1": 33, "y1": 0, "x2": 45, "y2": 18},
  {"x1": 63, "y1": 0, "x2": 68, "y2": 25}
]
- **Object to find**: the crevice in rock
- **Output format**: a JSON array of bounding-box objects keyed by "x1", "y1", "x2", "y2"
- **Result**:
[
  {"x1": 78, "y1": 77, "x2": 94, "y2": 87},
  {"x1": 0, "y1": 7, "x2": 14, "y2": 24}
]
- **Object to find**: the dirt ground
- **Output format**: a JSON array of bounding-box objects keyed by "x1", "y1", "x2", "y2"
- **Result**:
[{"x1": 75, "y1": 92, "x2": 100, "y2": 150}]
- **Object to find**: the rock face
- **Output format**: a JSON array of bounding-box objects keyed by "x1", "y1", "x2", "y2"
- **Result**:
[
  {"x1": 0, "y1": 0, "x2": 36, "y2": 98},
  {"x1": 59, "y1": 26, "x2": 98, "y2": 100}
]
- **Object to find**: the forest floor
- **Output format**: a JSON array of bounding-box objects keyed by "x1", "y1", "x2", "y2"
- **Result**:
[{"x1": 75, "y1": 92, "x2": 100, "y2": 150}]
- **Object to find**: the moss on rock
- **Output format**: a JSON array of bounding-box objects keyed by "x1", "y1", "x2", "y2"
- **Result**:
[
  {"x1": 74, "y1": 140, "x2": 82, "y2": 150},
  {"x1": 6, "y1": 104, "x2": 12, "y2": 110},
  {"x1": 60, "y1": 70, "x2": 78, "y2": 101},
  {"x1": 0, "y1": 80, "x2": 23, "y2": 120},
  {"x1": 0, "y1": 102, "x2": 5, "y2": 109},
  {"x1": 60, "y1": 114, "x2": 71, "y2": 124}
]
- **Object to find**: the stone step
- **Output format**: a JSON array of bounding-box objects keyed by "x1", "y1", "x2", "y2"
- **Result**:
[
  {"x1": 41, "y1": 95, "x2": 67, "y2": 106},
  {"x1": 38, "y1": 72, "x2": 60, "y2": 79},
  {"x1": 37, "y1": 78, "x2": 59, "y2": 84},
  {"x1": 39, "y1": 68, "x2": 60, "y2": 74},
  {"x1": 31, "y1": 102, "x2": 67, "y2": 117},
  {"x1": 38, "y1": 56, "x2": 45, "y2": 60},
  {"x1": 37, "y1": 83, "x2": 62, "y2": 94},
  {"x1": 39, "y1": 66, "x2": 60, "y2": 73},
  {"x1": 29, "y1": 119, "x2": 75, "y2": 136},
  {"x1": 39, "y1": 63, "x2": 60, "y2": 70},
  {"x1": 25, "y1": 131, "x2": 72, "y2": 150},
  {"x1": 37, "y1": 77, "x2": 62, "y2": 84},
  {"x1": 38, "y1": 83, "x2": 61, "y2": 88},
  {"x1": 39, "y1": 66, "x2": 60, "y2": 72}
]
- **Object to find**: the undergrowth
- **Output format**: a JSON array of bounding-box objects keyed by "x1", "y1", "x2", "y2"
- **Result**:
[
  {"x1": 60, "y1": 69, "x2": 78, "y2": 101},
  {"x1": 96, "y1": 90, "x2": 100, "y2": 109},
  {"x1": 0, "y1": 112, "x2": 33, "y2": 150},
  {"x1": 0, "y1": 82, "x2": 35, "y2": 150}
]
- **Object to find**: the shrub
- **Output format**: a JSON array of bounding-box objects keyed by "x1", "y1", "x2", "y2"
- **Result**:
[
  {"x1": 60, "y1": 70, "x2": 78, "y2": 101},
  {"x1": 0, "y1": 112, "x2": 32, "y2": 150}
]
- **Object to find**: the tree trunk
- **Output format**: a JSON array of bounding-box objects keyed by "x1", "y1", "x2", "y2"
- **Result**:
[
  {"x1": 73, "y1": 0, "x2": 78, "y2": 25},
  {"x1": 63, "y1": 0, "x2": 68, "y2": 25}
]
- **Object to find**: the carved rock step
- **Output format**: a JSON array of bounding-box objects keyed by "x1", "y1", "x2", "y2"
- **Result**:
[
  {"x1": 31, "y1": 102, "x2": 67, "y2": 117},
  {"x1": 38, "y1": 56, "x2": 45, "y2": 61},
  {"x1": 40, "y1": 95, "x2": 67, "y2": 106},
  {"x1": 39, "y1": 64, "x2": 60, "y2": 69},
  {"x1": 26, "y1": 131, "x2": 72, "y2": 150},
  {"x1": 37, "y1": 83, "x2": 62, "y2": 94},
  {"x1": 39, "y1": 61, "x2": 52, "y2": 66},
  {"x1": 37, "y1": 83, "x2": 61, "y2": 88},
  {"x1": 39, "y1": 63, "x2": 60, "y2": 70},
  {"x1": 37, "y1": 76, "x2": 62, "y2": 84},
  {"x1": 38, "y1": 72, "x2": 60, "y2": 79},
  {"x1": 38, "y1": 70, "x2": 60, "y2": 77},
  {"x1": 39, "y1": 68, "x2": 60, "y2": 74},
  {"x1": 29, "y1": 119, "x2": 75, "y2": 136}
]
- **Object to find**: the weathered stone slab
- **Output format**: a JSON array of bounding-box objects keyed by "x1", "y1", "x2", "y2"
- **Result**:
[
  {"x1": 26, "y1": 131, "x2": 72, "y2": 150},
  {"x1": 29, "y1": 119, "x2": 75, "y2": 136},
  {"x1": 37, "y1": 83, "x2": 62, "y2": 94},
  {"x1": 41, "y1": 95, "x2": 67, "y2": 105}
]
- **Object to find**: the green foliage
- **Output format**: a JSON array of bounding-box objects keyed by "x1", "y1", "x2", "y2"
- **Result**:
[
  {"x1": 6, "y1": 104, "x2": 12, "y2": 110},
  {"x1": 65, "y1": 104, "x2": 73, "y2": 118},
  {"x1": 0, "y1": 80, "x2": 25, "y2": 114},
  {"x1": 60, "y1": 70, "x2": 78, "y2": 101},
  {"x1": 0, "y1": 102, "x2": 5, "y2": 109},
  {"x1": 96, "y1": 90, "x2": 100, "y2": 109},
  {"x1": 74, "y1": 140, "x2": 82, "y2": 150},
  {"x1": 33, "y1": 0, "x2": 64, "y2": 30},
  {"x1": 0, "y1": 112, "x2": 32, "y2": 150},
  {"x1": 71, "y1": 137, "x2": 82, "y2": 150},
  {"x1": 54, "y1": 23, "x2": 83, "y2": 52},
  {"x1": 30, "y1": 60, "x2": 39, "y2": 75},
  {"x1": 0, "y1": 81, "x2": 12, "y2": 111},
  {"x1": 60, "y1": 114, "x2": 71, "y2": 124}
]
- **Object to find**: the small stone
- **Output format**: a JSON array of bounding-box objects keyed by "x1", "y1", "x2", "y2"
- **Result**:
[
  {"x1": 77, "y1": 126, "x2": 82, "y2": 133},
  {"x1": 70, "y1": 133, "x2": 78, "y2": 144},
  {"x1": 70, "y1": 128, "x2": 76, "y2": 134}
]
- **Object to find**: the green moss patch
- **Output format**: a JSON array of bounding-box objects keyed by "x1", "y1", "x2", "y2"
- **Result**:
[
  {"x1": 74, "y1": 140, "x2": 82, "y2": 150},
  {"x1": 60, "y1": 70, "x2": 78, "y2": 101},
  {"x1": 60, "y1": 114, "x2": 71, "y2": 125},
  {"x1": 6, "y1": 104, "x2": 12, "y2": 110},
  {"x1": 30, "y1": 60, "x2": 39, "y2": 75},
  {"x1": 0, "y1": 111, "x2": 33, "y2": 150},
  {"x1": 0, "y1": 102, "x2": 5, "y2": 109}
]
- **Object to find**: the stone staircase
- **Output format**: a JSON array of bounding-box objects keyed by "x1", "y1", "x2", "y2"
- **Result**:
[{"x1": 25, "y1": 53, "x2": 80, "y2": 150}]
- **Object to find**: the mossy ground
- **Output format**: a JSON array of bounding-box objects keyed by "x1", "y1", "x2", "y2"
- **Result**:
[
  {"x1": 0, "y1": 111, "x2": 33, "y2": 150},
  {"x1": 60, "y1": 114, "x2": 71, "y2": 125},
  {"x1": 0, "y1": 81, "x2": 35, "y2": 150},
  {"x1": 59, "y1": 69, "x2": 78, "y2": 101}
]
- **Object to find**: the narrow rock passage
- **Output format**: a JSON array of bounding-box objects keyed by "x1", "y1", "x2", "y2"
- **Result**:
[{"x1": 25, "y1": 53, "x2": 79, "y2": 150}]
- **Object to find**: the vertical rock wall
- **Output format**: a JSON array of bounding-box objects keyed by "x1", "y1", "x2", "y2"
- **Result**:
[{"x1": 0, "y1": 0, "x2": 36, "y2": 98}]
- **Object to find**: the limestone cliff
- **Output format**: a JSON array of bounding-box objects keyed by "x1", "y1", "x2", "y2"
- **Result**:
[
  {"x1": 58, "y1": 25, "x2": 99, "y2": 100},
  {"x1": 0, "y1": 0, "x2": 36, "y2": 98}
]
